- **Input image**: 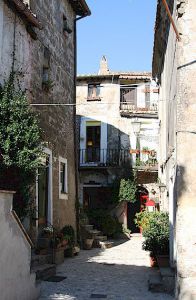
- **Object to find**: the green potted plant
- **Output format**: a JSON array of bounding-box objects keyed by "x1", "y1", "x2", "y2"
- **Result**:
[{"x1": 141, "y1": 211, "x2": 169, "y2": 267}]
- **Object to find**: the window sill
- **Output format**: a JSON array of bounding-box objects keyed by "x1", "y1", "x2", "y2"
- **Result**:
[
  {"x1": 59, "y1": 193, "x2": 68, "y2": 200},
  {"x1": 87, "y1": 97, "x2": 101, "y2": 102}
]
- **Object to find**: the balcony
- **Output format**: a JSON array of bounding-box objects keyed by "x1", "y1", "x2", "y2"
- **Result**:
[
  {"x1": 79, "y1": 148, "x2": 158, "y2": 171},
  {"x1": 120, "y1": 102, "x2": 158, "y2": 118}
]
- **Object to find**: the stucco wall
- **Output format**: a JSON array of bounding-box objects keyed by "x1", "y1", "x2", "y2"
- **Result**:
[
  {"x1": 0, "y1": 191, "x2": 39, "y2": 300},
  {"x1": 153, "y1": 0, "x2": 196, "y2": 297},
  {"x1": 76, "y1": 76, "x2": 159, "y2": 206}
]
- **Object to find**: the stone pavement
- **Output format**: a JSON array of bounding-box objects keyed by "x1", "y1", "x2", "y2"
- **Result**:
[{"x1": 39, "y1": 235, "x2": 174, "y2": 300}]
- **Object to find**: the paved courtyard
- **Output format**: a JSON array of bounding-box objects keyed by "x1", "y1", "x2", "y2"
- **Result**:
[{"x1": 39, "y1": 236, "x2": 174, "y2": 300}]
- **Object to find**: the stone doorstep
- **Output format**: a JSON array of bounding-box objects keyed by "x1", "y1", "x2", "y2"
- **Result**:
[
  {"x1": 32, "y1": 264, "x2": 56, "y2": 281},
  {"x1": 148, "y1": 274, "x2": 166, "y2": 293},
  {"x1": 148, "y1": 268, "x2": 175, "y2": 295}
]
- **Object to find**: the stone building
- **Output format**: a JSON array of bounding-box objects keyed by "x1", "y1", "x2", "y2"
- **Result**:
[
  {"x1": 0, "y1": 0, "x2": 90, "y2": 238},
  {"x1": 76, "y1": 57, "x2": 159, "y2": 231},
  {"x1": 152, "y1": 0, "x2": 196, "y2": 298}
]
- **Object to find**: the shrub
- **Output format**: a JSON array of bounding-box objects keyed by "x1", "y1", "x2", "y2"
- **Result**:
[
  {"x1": 141, "y1": 211, "x2": 169, "y2": 255},
  {"x1": 135, "y1": 210, "x2": 153, "y2": 231},
  {"x1": 87, "y1": 209, "x2": 122, "y2": 238},
  {"x1": 61, "y1": 225, "x2": 75, "y2": 246}
]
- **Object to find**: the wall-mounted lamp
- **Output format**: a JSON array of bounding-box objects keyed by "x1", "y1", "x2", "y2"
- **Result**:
[
  {"x1": 132, "y1": 119, "x2": 141, "y2": 135},
  {"x1": 159, "y1": 183, "x2": 166, "y2": 193}
]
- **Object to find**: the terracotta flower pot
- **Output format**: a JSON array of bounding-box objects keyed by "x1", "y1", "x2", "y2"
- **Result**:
[{"x1": 149, "y1": 253, "x2": 158, "y2": 267}]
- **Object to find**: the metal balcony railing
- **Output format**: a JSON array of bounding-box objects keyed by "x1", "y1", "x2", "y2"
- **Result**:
[
  {"x1": 79, "y1": 148, "x2": 158, "y2": 169},
  {"x1": 120, "y1": 102, "x2": 158, "y2": 113}
]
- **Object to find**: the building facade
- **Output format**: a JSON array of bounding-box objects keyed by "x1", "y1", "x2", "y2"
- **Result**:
[
  {"x1": 77, "y1": 57, "x2": 159, "y2": 231},
  {"x1": 152, "y1": 0, "x2": 196, "y2": 298},
  {"x1": 0, "y1": 0, "x2": 90, "y2": 240}
]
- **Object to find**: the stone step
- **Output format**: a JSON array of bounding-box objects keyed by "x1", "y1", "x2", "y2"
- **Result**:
[
  {"x1": 31, "y1": 254, "x2": 53, "y2": 268},
  {"x1": 88, "y1": 229, "x2": 101, "y2": 236},
  {"x1": 160, "y1": 268, "x2": 175, "y2": 295},
  {"x1": 95, "y1": 235, "x2": 107, "y2": 242},
  {"x1": 148, "y1": 274, "x2": 165, "y2": 293},
  {"x1": 32, "y1": 264, "x2": 56, "y2": 281},
  {"x1": 82, "y1": 224, "x2": 94, "y2": 231},
  {"x1": 99, "y1": 241, "x2": 114, "y2": 249}
]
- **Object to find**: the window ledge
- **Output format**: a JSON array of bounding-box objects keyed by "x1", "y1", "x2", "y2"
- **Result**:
[
  {"x1": 87, "y1": 97, "x2": 101, "y2": 102},
  {"x1": 59, "y1": 193, "x2": 68, "y2": 200}
]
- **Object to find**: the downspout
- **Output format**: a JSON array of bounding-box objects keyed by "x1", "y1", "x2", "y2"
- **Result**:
[
  {"x1": 73, "y1": 14, "x2": 88, "y2": 244},
  {"x1": 162, "y1": 0, "x2": 181, "y2": 41}
]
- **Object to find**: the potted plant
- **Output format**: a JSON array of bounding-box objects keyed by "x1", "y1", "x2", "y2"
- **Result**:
[
  {"x1": 141, "y1": 211, "x2": 169, "y2": 267},
  {"x1": 61, "y1": 225, "x2": 75, "y2": 257}
]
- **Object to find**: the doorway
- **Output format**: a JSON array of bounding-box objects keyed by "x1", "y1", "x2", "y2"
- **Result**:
[
  {"x1": 127, "y1": 198, "x2": 141, "y2": 233},
  {"x1": 86, "y1": 124, "x2": 101, "y2": 162}
]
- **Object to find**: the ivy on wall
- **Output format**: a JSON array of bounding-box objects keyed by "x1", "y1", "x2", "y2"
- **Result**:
[{"x1": 0, "y1": 72, "x2": 43, "y2": 220}]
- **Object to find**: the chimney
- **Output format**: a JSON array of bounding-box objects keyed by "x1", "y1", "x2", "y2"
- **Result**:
[{"x1": 98, "y1": 56, "x2": 110, "y2": 75}]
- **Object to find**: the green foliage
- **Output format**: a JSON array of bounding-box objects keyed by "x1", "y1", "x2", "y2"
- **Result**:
[
  {"x1": 141, "y1": 211, "x2": 169, "y2": 255},
  {"x1": 0, "y1": 72, "x2": 42, "y2": 220},
  {"x1": 0, "y1": 73, "x2": 42, "y2": 171},
  {"x1": 135, "y1": 210, "x2": 153, "y2": 231},
  {"x1": 87, "y1": 209, "x2": 122, "y2": 238},
  {"x1": 61, "y1": 225, "x2": 75, "y2": 246},
  {"x1": 119, "y1": 178, "x2": 137, "y2": 202}
]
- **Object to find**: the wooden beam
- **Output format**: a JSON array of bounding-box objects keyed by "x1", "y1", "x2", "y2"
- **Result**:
[{"x1": 162, "y1": 0, "x2": 181, "y2": 41}]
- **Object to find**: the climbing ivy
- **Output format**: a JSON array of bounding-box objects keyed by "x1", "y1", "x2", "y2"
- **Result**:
[
  {"x1": 0, "y1": 72, "x2": 43, "y2": 219},
  {"x1": 0, "y1": 73, "x2": 42, "y2": 171},
  {"x1": 118, "y1": 178, "x2": 137, "y2": 203}
]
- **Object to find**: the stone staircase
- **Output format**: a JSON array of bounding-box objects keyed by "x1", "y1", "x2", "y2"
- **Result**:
[{"x1": 80, "y1": 224, "x2": 114, "y2": 249}]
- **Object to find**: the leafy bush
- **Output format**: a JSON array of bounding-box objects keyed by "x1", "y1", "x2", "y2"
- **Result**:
[
  {"x1": 0, "y1": 73, "x2": 42, "y2": 220},
  {"x1": 141, "y1": 211, "x2": 169, "y2": 255},
  {"x1": 135, "y1": 210, "x2": 153, "y2": 231},
  {"x1": 61, "y1": 225, "x2": 75, "y2": 246},
  {"x1": 87, "y1": 209, "x2": 122, "y2": 238},
  {"x1": 119, "y1": 178, "x2": 137, "y2": 202}
]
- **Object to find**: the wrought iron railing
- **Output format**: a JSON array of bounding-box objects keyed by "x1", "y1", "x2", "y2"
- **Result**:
[
  {"x1": 120, "y1": 102, "x2": 158, "y2": 112},
  {"x1": 79, "y1": 148, "x2": 158, "y2": 169}
]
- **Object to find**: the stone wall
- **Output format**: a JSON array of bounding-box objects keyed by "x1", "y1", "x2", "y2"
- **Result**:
[
  {"x1": 0, "y1": 0, "x2": 77, "y2": 232},
  {"x1": 29, "y1": 0, "x2": 77, "y2": 230}
]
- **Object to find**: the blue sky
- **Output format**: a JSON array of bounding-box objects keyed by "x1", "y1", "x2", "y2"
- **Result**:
[{"x1": 77, "y1": 0, "x2": 157, "y2": 74}]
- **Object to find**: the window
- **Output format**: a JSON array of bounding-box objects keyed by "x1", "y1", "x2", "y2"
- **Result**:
[
  {"x1": 42, "y1": 47, "x2": 50, "y2": 85},
  {"x1": 63, "y1": 15, "x2": 72, "y2": 34},
  {"x1": 87, "y1": 84, "x2": 101, "y2": 100},
  {"x1": 145, "y1": 84, "x2": 150, "y2": 109},
  {"x1": 59, "y1": 157, "x2": 68, "y2": 199}
]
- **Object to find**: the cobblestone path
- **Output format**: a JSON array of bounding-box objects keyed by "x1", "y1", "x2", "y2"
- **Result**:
[{"x1": 39, "y1": 236, "x2": 174, "y2": 300}]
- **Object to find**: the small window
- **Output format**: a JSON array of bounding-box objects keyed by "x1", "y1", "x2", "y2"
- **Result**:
[
  {"x1": 87, "y1": 84, "x2": 101, "y2": 100},
  {"x1": 59, "y1": 157, "x2": 68, "y2": 199},
  {"x1": 63, "y1": 15, "x2": 72, "y2": 34},
  {"x1": 42, "y1": 47, "x2": 50, "y2": 85}
]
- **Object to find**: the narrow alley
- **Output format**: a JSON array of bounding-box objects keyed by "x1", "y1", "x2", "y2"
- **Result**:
[{"x1": 39, "y1": 236, "x2": 174, "y2": 300}]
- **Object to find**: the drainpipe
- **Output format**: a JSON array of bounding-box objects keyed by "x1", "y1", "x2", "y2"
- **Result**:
[{"x1": 162, "y1": 0, "x2": 181, "y2": 41}]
